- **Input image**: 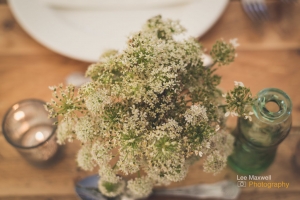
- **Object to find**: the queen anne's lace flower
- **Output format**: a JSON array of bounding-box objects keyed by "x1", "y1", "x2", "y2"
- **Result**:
[
  {"x1": 76, "y1": 145, "x2": 94, "y2": 171},
  {"x1": 46, "y1": 15, "x2": 250, "y2": 198},
  {"x1": 225, "y1": 111, "x2": 239, "y2": 117},
  {"x1": 91, "y1": 141, "x2": 112, "y2": 166},
  {"x1": 210, "y1": 39, "x2": 236, "y2": 66},
  {"x1": 203, "y1": 150, "x2": 227, "y2": 175},
  {"x1": 75, "y1": 116, "x2": 96, "y2": 142},
  {"x1": 234, "y1": 81, "x2": 244, "y2": 87},
  {"x1": 224, "y1": 81, "x2": 255, "y2": 118},
  {"x1": 207, "y1": 129, "x2": 235, "y2": 157},
  {"x1": 117, "y1": 150, "x2": 141, "y2": 175},
  {"x1": 98, "y1": 179, "x2": 125, "y2": 198},
  {"x1": 184, "y1": 105, "x2": 208, "y2": 125},
  {"x1": 56, "y1": 117, "x2": 75, "y2": 144},
  {"x1": 84, "y1": 87, "x2": 111, "y2": 114},
  {"x1": 99, "y1": 165, "x2": 121, "y2": 184},
  {"x1": 127, "y1": 177, "x2": 153, "y2": 199}
]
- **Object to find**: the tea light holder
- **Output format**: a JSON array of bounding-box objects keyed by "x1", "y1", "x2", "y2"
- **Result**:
[{"x1": 2, "y1": 99, "x2": 59, "y2": 167}]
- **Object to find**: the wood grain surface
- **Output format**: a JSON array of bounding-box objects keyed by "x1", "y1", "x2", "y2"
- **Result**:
[{"x1": 0, "y1": 1, "x2": 300, "y2": 199}]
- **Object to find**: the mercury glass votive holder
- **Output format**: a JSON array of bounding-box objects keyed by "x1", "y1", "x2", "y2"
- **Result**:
[{"x1": 2, "y1": 99, "x2": 59, "y2": 167}]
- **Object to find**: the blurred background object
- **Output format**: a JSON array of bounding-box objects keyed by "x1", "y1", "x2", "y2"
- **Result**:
[
  {"x1": 7, "y1": 0, "x2": 228, "y2": 62},
  {"x1": 241, "y1": 0, "x2": 299, "y2": 23},
  {"x1": 241, "y1": 0, "x2": 269, "y2": 22},
  {"x1": 241, "y1": 0, "x2": 299, "y2": 36}
]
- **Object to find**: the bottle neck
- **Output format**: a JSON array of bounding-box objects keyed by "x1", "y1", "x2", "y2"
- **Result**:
[{"x1": 253, "y1": 88, "x2": 292, "y2": 124}]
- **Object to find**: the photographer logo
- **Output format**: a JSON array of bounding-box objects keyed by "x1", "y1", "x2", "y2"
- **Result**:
[
  {"x1": 236, "y1": 175, "x2": 289, "y2": 188},
  {"x1": 237, "y1": 181, "x2": 247, "y2": 187}
]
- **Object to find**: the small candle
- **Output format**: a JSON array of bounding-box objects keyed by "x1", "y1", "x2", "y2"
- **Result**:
[
  {"x1": 21, "y1": 125, "x2": 52, "y2": 147},
  {"x1": 2, "y1": 99, "x2": 59, "y2": 167},
  {"x1": 20, "y1": 125, "x2": 58, "y2": 162}
]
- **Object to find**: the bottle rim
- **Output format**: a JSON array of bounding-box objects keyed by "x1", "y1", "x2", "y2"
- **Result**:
[{"x1": 253, "y1": 88, "x2": 292, "y2": 124}]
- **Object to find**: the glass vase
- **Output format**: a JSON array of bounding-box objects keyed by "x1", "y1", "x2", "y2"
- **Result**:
[{"x1": 228, "y1": 88, "x2": 292, "y2": 174}]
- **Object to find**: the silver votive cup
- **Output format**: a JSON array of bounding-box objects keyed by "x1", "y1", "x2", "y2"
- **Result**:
[{"x1": 2, "y1": 99, "x2": 59, "y2": 167}]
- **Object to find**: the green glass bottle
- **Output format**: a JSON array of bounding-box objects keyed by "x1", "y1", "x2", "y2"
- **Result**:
[{"x1": 228, "y1": 88, "x2": 292, "y2": 174}]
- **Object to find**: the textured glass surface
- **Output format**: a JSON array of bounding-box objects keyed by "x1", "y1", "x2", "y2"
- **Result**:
[
  {"x1": 2, "y1": 99, "x2": 59, "y2": 167},
  {"x1": 228, "y1": 88, "x2": 292, "y2": 174}
]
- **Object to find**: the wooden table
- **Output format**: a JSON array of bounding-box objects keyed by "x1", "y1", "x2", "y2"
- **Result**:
[{"x1": 1, "y1": 0, "x2": 300, "y2": 199}]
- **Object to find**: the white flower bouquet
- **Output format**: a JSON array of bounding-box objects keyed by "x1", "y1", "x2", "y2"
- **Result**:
[{"x1": 46, "y1": 15, "x2": 254, "y2": 199}]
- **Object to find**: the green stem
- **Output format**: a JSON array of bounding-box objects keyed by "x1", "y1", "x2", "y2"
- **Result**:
[
  {"x1": 218, "y1": 104, "x2": 228, "y2": 108},
  {"x1": 210, "y1": 61, "x2": 218, "y2": 68},
  {"x1": 112, "y1": 163, "x2": 118, "y2": 170}
]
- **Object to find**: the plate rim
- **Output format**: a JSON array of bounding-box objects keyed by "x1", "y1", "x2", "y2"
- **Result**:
[{"x1": 8, "y1": 0, "x2": 229, "y2": 62}]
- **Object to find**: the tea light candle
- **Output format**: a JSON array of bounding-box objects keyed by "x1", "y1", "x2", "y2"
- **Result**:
[
  {"x1": 36, "y1": 131, "x2": 45, "y2": 141},
  {"x1": 21, "y1": 126, "x2": 51, "y2": 147},
  {"x1": 19, "y1": 125, "x2": 58, "y2": 162},
  {"x1": 2, "y1": 99, "x2": 59, "y2": 167}
]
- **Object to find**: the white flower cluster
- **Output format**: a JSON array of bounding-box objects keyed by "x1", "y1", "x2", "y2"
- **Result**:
[
  {"x1": 76, "y1": 145, "x2": 94, "y2": 171},
  {"x1": 203, "y1": 129, "x2": 235, "y2": 175},
  {"x1": 48, "y1": 16, "x2": 240, "y2": 199},
  {"x1": 184, "y1": 105, "x2": 208, "y2": 125},
  {"x1": 224, "y1": 81, "x2": 255, "y2": 121},
  {"x1": 98, "y1": 179, "x2": 125, "y2": 197},
  {"x1": 203, "y1": 150, "x2": 227, "y2": 175},
  {"x1": 56, "y1": 118, "x2": 75, "y2": 144},
  {"x1": 127, "y1": 177, "x2": 153, "y2": 199},
  {"x1": 91, "y1": 141, "x2": 112, "y2": 166},
  {"x1": 75, "y1": 116, "x2": 97, "y2": 142},
  {"x1": 82, "y1": 84, "x2": 112, "y2": 114}
]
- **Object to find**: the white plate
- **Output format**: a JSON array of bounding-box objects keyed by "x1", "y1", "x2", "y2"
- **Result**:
[{"x1": 8, "y1": 0, "x2": 228, "y2": 62}]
